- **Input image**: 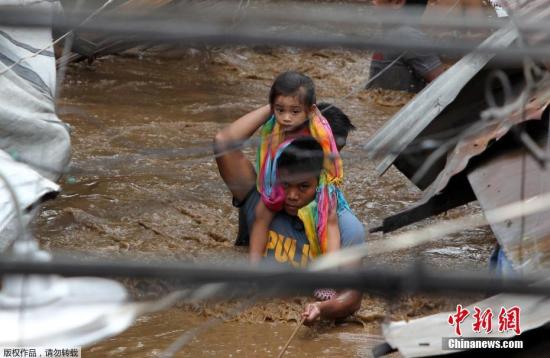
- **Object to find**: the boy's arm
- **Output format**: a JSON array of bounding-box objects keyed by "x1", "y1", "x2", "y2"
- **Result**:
[
  {"x1": 303, "y1": 209, "x2": 364, "y2": 324},
  {"x1": 249, "y1": 201, "x2": 275, "y2": 263},
  {"x1": 302, "y1": 290, "x2": 362, "y2": 325},
  {"x1": 213, "y1": 105, "x2": 271, "y2": 202}
]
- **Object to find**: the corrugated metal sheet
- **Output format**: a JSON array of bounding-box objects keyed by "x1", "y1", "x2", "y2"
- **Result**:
[
  {"x1": 372, "y1": 75, "x2": 549, "y2": 234},
  {"x1": 365, "y1": 0, "x2": 550, "y2": 180},
  {"x1": 377, "y1": 1, "x2": 550, "y2": 355},
  {"x1": 366, "y1": 0, "x2": 550, "y2": 235},
  {"x1": 422, "y1": 79, "x2": 550, "y2": 202},
  {"x1": 365, "y1": 24, "x2": 519, "y2": 176}
]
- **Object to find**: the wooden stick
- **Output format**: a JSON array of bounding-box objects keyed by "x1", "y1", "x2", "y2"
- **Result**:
[{"x1": 277, "y1": 317, "x2": 306, "y2": 358}]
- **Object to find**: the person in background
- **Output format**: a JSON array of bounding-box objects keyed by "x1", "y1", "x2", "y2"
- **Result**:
[{"x1": 367, "y1": 0, "x2": 446, "y2": 93}]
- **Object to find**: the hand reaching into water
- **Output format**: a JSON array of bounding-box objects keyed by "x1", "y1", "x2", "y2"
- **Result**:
[
  {"x1": 301, "y1": 290, "x2": 362, "y2": 325},
  {"x1": 301, "y1": 302, "x2": 322, "y2": 325}
]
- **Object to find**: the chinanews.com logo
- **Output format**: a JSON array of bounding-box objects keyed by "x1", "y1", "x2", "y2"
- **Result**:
[{"x1": 442, "y1": 305, "x2": 524, "y2": 350}]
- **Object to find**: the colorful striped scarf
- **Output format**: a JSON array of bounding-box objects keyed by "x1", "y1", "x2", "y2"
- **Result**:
[{"x1": 256, "y1": 107, "x2": 350, "y2": 257}]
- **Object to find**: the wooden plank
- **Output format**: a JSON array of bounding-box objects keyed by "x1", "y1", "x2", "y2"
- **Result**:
[{"x1": 467, "y1": 145, "x2": 550, "y2": 273}]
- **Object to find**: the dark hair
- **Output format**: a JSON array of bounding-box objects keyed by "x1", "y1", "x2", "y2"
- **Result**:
[
  {"x1": 276, "y1": 136, "x2": 323, "y2": 178},
  {"x1": 269, "y1": 71, "x2": 316, "y2": 109},
  {"x1": 317, "y1": 102, "x2": 356, "y2": 146},
  {"x1": 404, "y1": 0, "x2": 429, "y2": 10}
]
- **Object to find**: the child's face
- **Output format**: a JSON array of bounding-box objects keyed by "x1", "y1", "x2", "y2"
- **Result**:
[{"x1": 272, "y1": 95, "x2": 310, "y2": 132}]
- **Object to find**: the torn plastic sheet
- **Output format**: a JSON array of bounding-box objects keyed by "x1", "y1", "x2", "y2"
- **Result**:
[
  {"x1": 0, "y1": 0, "x2": 70, "y2": 182},
  {"x1": 0, "y1": 0, "x2": 69, "y2": 245},
  {"x1": 0, "y1": 151, "x2": 59, "y2": 241}
]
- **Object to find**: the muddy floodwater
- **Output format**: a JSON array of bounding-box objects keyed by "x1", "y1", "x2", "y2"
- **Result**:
[{"x1": 33, "y1": 46, "x2": 495, "y2": 357}]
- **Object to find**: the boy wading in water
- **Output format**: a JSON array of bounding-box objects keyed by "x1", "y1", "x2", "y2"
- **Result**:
[
  {"x1": 214, "y1": 73, "x2": 365, "y2": 323},
  {"x1": 251, "y1": 71, "x2": 349, "y2": 267}
]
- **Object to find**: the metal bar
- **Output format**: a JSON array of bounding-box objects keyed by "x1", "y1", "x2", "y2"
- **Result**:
[
  {"x1": 1, "y1": 257, "x2": 550, "y2": 296},
  {"x1": 370, "y1": 175, "x2": 476, "y2": 233},
  {"x1": 0, "y1": 8, "x2": 548, "y2": 62},
  {"x1": 3, "y1": 2, "x2": 550, "y2": 34}
]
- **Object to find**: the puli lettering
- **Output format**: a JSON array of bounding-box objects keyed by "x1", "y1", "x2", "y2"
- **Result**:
[{"x1": 263, "y1": 230, "x2": 314, "y2": 267}]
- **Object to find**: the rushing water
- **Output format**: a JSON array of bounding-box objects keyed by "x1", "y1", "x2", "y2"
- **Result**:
[{"x1": 33, "y1": 46, "x2": 495, "y2": 356}]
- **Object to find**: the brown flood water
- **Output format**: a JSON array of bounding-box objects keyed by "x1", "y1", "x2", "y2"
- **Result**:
[{"x1": 33, "y1": 46, "x2": 496, "y2": 356}]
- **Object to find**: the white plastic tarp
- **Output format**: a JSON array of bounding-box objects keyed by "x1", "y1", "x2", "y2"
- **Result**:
[{"x1": 0, "y1": 0, "x2": 70, "y2": 247}]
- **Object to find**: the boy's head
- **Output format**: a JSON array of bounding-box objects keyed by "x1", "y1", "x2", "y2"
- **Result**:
[
  {"x1": 269, "y1": 71, "x2": 316, "y2": 132},
  {"x1": 372, "y1": 0, "x2": 428, "y2": 11},
  {"x1": 276, "y1": 136, "x2": 323, "y2": 216},
  {"x1": 317, "y1": 102, "x2": 356, "y2": 151}
]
